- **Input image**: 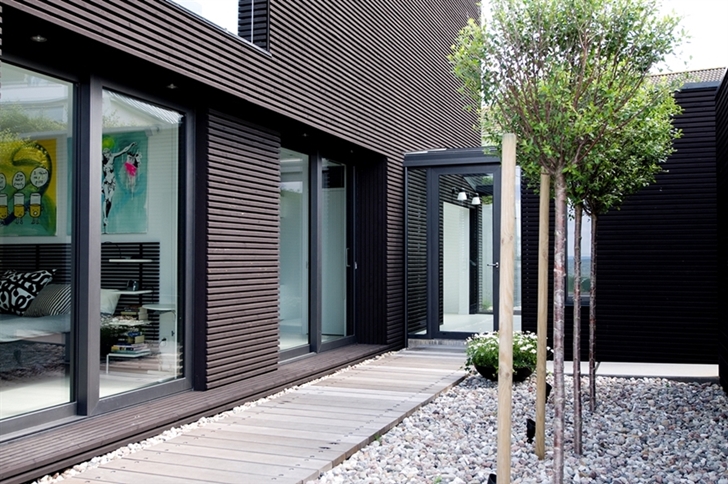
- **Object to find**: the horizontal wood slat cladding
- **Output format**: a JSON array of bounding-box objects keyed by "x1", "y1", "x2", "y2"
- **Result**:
[
  {"x1": 595, "y1": 87, "x2": 718, "y2": 363},
  {"x1": 522, "y1": 86, "x2": 720, "y2": 364},
  {"x1": 717, "y1": 77, "x2": 728, "y2": 393},
  {"x1": 206, "y1": 110, "x2": 281, "y2": 389},
  {"x1": 4, "y1": 0, "x2": 479, "y2": 350}
]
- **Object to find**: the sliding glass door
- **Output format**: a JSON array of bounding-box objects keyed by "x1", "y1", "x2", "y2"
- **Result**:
[
  {"x1": 279, "y1": 149, "x2": 310, "y2": 351},
  {"x1": 321, "y1": 159, "x2": 349, "y2": 343},
  {"x1": 278, "y1": 153, "x2": 353, "y2": 356}
]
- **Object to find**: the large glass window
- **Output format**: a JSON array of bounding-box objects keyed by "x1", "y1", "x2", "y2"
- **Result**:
[
  {"x1": 0, "y1": 64, "x2": 74, "y2": 419},
  {"x1": 279, "y1": 149, "x2": 309, "y2": 351},
  {"x1": 99, "y1": 90, "x2": 183, "y2": 397}
]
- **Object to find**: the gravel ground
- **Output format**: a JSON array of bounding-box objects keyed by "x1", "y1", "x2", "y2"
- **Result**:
[
  {"x1": 30, "y1": 354, "x2": 728, "y2": 484},
  {"x1": 309, "y1": 374, "x2": 728, "y2": 484}
]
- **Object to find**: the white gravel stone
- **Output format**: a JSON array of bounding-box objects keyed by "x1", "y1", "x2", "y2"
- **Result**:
[
  {"x1": 310, "y1": 374, "x2": 728, "y2": 484},
  {"x1": 28, "y1": 356, "x2": 728, "y2": 484}
]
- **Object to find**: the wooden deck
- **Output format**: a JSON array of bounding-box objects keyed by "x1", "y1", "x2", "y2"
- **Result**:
[{"x1": 58, "y1": 347, "x2": 467, "y2": 484}]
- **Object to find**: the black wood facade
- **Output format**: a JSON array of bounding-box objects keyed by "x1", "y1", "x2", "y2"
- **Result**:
[
  {"x1": 716, "y1": 76, "x2": 728, "y2": 393},
  {"x1": 522, "y1": 83, "x2": 721, "y2": 365},
  {"x1": 0, "y1": 1, "x2": 479, "y2": 482}
]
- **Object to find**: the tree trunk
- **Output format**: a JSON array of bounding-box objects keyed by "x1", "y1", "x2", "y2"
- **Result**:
[
  {"x1": 573, "y1": 204, "x2": 582, "y2": 455},
  {"x1": 589, "y1": 213, "x2": 598, "y2": 412},
  {"x1": 552, "y1": 172, "x2": 567, "y2": 484}
]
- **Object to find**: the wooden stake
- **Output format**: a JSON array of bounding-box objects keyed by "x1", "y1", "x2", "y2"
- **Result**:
[
  {"x1": 497, "y1": 133, "x2": 516, "y2": 484},
  {"x1": 535, "y1": 172, "x2": 550, "y2": 460}
]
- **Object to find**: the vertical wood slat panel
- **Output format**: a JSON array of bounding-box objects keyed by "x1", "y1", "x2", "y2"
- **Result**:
[
  {"x1": 205, "y1": 110, "x2": 281, "y2": 389},
  {"x1": 716, "y1": 77, "x2": 728, "y2": 392},
  {"x1": 406, "y1": 169, "x2": 428, "y2": 334},
  {"x1": 522, "y1": 86, "x2": 720, "y2": 364}
]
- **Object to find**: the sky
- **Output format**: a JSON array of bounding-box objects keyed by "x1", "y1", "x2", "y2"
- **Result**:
[{"x1": 657, "y1": 0, "x2": 728, "y2": 73}]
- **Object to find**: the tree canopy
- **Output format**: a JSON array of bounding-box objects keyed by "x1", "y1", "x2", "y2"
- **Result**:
[
  {"x1": 449, "y1": 1, "x2": 684, "y2": 481},
  {"x1": 449, "y1": 0, "x2": 683, "y2": 186}
]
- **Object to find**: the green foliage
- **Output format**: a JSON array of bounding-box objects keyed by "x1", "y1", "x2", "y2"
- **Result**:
[
  {"x1": 464, "y1": 331, "x2": 540, "y2": 372},
  {"x1": 449, "y1": 0, "x2": 684, "y2": 190},
  {"x1": 0, "y1": 104, "x2": 66, "y2": 134}
]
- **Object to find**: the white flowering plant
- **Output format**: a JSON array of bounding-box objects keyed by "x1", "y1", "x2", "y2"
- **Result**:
[{"x1": 464, "y1": 330, "x2": 539, "y2": 372}]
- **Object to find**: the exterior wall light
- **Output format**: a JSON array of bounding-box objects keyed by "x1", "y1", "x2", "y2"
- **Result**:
[{"x1": 471, "y1": 195, "x2": 481, "y2": 206}]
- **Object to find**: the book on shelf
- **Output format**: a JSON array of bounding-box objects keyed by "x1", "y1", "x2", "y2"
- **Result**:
[{"x1": 110, "y1": 343, "x2": 150, "y2": 354}]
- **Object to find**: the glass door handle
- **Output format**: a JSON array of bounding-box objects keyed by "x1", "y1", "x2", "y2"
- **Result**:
[{"x1": 487, "y1": 262, "x2": 500, "y2": 269}]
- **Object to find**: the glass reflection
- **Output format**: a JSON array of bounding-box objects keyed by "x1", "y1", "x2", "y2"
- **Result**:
[
  {"x1": 0, "y1": 63, "x2": 74, "y2": 419},
  {"x1": 279, "y1": 149, "x2": 309, "y2": 351},
  {"x1": 99, "y1": 90, "x2": 182, "y2": 398},
  {"x1": 321, "y1": 159, "x2": 348, "y2": 341}
]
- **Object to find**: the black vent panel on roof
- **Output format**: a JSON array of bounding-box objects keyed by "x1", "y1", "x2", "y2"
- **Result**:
[{"x1": 238, "y1": 0, "x2": 269, "y2": 49}]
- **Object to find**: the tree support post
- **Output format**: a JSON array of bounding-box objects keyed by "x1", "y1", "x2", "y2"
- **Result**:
[
  {"x1": 497, "y1": 133, "x2": 516, "y2": 484},
  {"x1": 535, "y1": 172, "x2": 550, "y2": 460}
]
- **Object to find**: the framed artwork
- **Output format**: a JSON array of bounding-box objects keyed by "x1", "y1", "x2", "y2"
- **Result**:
[
  {"x1": 101, "y1": 132, "x2": 148, "y2": 234},
  {"x1": 0, "y1": 138, "x2": 57, "y2": 236}
]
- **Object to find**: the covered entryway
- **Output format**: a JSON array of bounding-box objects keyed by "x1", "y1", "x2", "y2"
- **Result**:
[{"x1": 404, "y1": 148, "x2": 522, "y2": 341}]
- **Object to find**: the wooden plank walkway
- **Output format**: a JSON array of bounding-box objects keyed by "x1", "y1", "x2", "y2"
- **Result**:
[{"x1": 58, "y1": 347, "x2": 467, "y2": 484}]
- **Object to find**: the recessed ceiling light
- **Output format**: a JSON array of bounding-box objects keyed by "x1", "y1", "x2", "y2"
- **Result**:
[
  {"x1": 166, "y1": 83, "x2": 178, "y2": 90},
  {"x1": 30, "y1": 35, "x2": 47, "y2": 43}
]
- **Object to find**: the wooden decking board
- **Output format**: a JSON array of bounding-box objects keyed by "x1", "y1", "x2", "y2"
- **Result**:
[
  {"x1": 200, "y1": 423, "x2": 374, "y2": 443},
  {"x1": 227, "y1": 412, "x2": 393, "y2": 431},
  {"x1": 36, "y1": 348, "x2": 466, "y2": 484},
  {"x1": 243, "y1": 406, "x2": 402, "y2": 424},
  {"x1": 215, "y1": 416, "x2": 385, "y2": 435},
  {"x1": 151, "y1": 441, "x2": 330, "y2": 469},
  {"x1": 119, "y1": 449, "x2": 315, "y2": 477},
  {"x1": 312, "y1": 378, "x2": 450, "y2": 391},
  {"x1": 171, "y1": 435, "x2": 344, "y2": 460}
]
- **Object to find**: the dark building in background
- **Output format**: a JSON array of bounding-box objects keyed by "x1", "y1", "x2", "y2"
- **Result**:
[
  {"x1": 0, "y1": 1, "x2": 479, "y2": 482},
  {"x1": 716, "y1": 70, "x2": 728, "y2": 393}
]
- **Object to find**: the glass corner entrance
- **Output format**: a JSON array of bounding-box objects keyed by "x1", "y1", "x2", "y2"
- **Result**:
[{"x1": 405, "y1": 154, "x2": 522, "y2": 340}]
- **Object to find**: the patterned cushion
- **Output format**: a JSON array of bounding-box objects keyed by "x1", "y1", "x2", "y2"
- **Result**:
[
  {"x1": 24, "y1": 283, "x2": 72, "y2": 317},
  {"x1": 0, "y1": 269, "x2": 55, "y2": 316}
]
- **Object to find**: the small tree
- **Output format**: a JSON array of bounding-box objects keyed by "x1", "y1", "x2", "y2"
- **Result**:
[
  {"x1": 450, "y1": 0, "x2": 682, "y2": 481},
  {"x1": 567, "y1": 82, "x2": 682, "y2": 414}
]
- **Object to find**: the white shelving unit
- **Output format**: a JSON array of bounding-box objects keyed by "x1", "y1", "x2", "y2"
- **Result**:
[{"x1": 143, "y1": 304, "x2": 177, "y2": 372}]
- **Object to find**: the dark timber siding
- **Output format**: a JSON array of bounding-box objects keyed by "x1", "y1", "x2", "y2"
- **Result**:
[
  {"x1": 205, "y1": 110, "x2": 281, "y2": 390},
  {"x1": 3, "y1": 0, "x2": 478, "y2": 350},
  {"x1": 717, "y1": 77, "x2": 728, "y2": 392},
  {"x1": 522, "y1": 85, "x2": 719, "y2": 364},
  {"x1": 0, "y1": 1, "x2": 479, "y2": 481}
]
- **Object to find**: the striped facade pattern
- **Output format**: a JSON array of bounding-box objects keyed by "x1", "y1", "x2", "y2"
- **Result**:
[
  {"x1": 522, "y1": 85, "x2": 720, "y2": 364},
  {"x1": 2, "y1": 0, "x2": 478, "y2": 345},
  {"x1": 406, "y1": 169, "x2": 428, "y2": 334},
  {"x1": 716, "y1": 77, "x2": 728, "y2": 392},
  {"x1": 205, "y1": 110, "x2": 281, "y2": 389},
  {"x1": 0, "y1": 1, "x2": 479, "y2": 481}
]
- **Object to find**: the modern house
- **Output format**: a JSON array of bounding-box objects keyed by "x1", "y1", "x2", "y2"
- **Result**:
[
  {"x1": 0, "y1": 1, "x2": 479, "y2": 482},
  {"x1": 1, "y1": 0, "x2": 726, "y2": 480}
]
